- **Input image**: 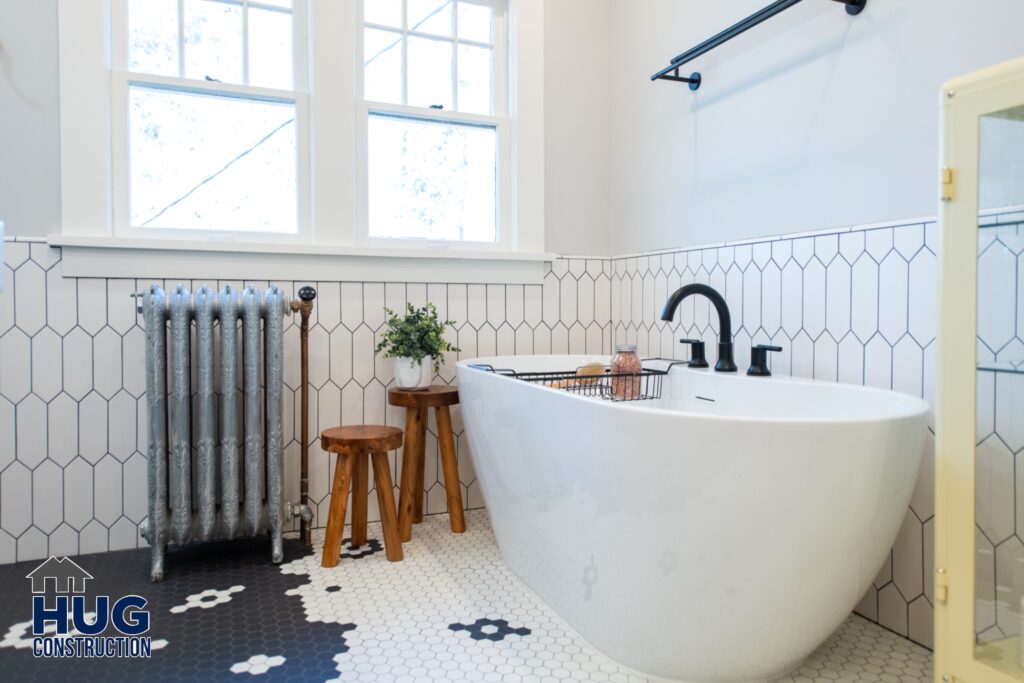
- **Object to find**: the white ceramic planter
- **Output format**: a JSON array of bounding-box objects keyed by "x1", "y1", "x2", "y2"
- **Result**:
[{"x1": 394, "y1": 357, "x2": 431, "y2": 390}]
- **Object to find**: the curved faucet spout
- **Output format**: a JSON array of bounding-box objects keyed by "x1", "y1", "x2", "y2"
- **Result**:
[{"x1": 660, "y1": 284, "x2": 737, "y2": 372}]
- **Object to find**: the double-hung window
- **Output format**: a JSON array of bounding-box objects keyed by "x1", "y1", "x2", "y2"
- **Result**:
[
  {"x1": 358, "y1": 0, "x2": 510, "y2": 248},
  {"x1": 111, "y1": 0, "x2": 307, "y2": 237}
]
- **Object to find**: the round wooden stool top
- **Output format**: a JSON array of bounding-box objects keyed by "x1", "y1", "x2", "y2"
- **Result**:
[
  {"x1": 321, "y1": 425, "x2": 403, "y2": 455},
  {"x1": 388, "y1": 385, "x2": 460, "y2": 408}
]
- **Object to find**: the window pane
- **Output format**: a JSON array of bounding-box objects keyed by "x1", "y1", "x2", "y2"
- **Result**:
[
  {"x1": 364, "y1": 0, "x2": 403, "y2": 28},
  {"x1": 364, "y1": 29, "x2": 403, "y2": 104},
  {"x1": 408, "y1": 0, "x2": 452, "y2": 36},
  {"x1": 184, "y1": 0, "x2": 243, "y2": 84},
  {"x1": 129, "y1": 86, "x2": 297, "y2": 233},
  {"x1": 457, "y1": 1, "x2": 492, "y2": 44},
  {"x1": 368, "y1": 114, "x2": 496, "y2": 242},
  {"x1": 248, "y1": 7, "x2": 293, "y2": 89},
  {"x1": 407, "y1": 37, "x2": 453, "y2": 109},
  {"x1": 457, "y1": 45, "x2": 491, "y2": 115},
  {"x1": 129, "y1": 0, "x2": 179, "y2": 76},
  {"x1": 259, "y1": 0, "x2": 292, "y2": 7}
]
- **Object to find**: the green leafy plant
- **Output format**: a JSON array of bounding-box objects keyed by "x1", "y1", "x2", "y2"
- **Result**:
[{"x1": 374, "y1": 303, "x2": 460, "y2": 373}]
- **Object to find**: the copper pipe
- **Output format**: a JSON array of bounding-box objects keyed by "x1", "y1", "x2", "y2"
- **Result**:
[{"x1": 291, "y1": 286, "x2": 316, "y2": 548}]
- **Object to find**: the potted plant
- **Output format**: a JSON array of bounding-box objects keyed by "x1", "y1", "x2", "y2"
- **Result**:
[{"x1": 374, "y1": 303, "x2": 460, "y2": 389}]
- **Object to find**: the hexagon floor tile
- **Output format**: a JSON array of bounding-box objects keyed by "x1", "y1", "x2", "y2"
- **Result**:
[{"x1": 0, "y1": 511, "x2": 931, "y2": 682}]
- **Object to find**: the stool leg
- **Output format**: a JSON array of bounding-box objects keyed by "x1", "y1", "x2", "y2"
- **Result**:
[
  {"x1": 351, "y1": 453, "x2": 368, "y2": 548},
  {"x1": 414, "y1": 407, "x2": 427, "y2": 524},
  {"x1": 398, "y1": 407, "x2": 424, "y2": 542},
  {"x1": 435, "y1": 405, "x2": 466, "y2": 533},
  {"x1": 371, "y1": 451, "x2": 404, "y2": 562},
  {"x1": 322, "y1": 453, "x2": 354, "y2": 568}
]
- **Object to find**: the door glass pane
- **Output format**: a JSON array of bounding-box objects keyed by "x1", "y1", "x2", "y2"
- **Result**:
[
  {"x1": 367, "y1": 113, "x2": 497, "y2": 242},
  {"x1": 129, "y1": 86, "x2": 298, "y2": 233},
  {"x1": 974, "y1": 103, "x2": 1024, "y2": 674}
]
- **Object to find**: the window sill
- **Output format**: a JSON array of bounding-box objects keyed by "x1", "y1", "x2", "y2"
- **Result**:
[{"x1": 48, "y1": 236, "x2": 554, "y2": 285}]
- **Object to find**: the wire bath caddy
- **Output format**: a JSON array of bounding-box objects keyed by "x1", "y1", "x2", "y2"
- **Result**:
[{"x1": 467, "y1": 359, "x2": 686, "y2": 402}]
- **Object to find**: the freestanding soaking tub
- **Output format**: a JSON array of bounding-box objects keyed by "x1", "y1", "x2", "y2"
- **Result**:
[{"x1": 456, "y1": 355, "x2": 929, "y2": 683}]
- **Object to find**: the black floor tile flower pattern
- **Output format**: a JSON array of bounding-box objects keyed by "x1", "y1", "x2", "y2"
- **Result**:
[
  {"x1": 0, "y1": 511, "x2": 932, "y2": 682},
  {"x1": 448, "y1": 618, "x2": 531, "y2": 642},
  {"x1": 340, "y1": 538, "x2": 384, "y2": 560}
]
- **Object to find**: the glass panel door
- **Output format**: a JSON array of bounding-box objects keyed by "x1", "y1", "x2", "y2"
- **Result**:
[{"x1": 974, "y1": 103, "x2": 1024, "y2": 677}]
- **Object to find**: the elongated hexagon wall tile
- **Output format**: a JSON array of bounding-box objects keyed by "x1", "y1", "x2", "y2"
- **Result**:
[
  {"x1": 47, "y1": 395, "x2": 81, "y2": 464},
  {"x1": 93, "y1": 454, "x2": 123, "y2": 526},
  {"x1": 92, "y1": 327, "x2": 123, "y2": 400},
  {"x1": 32, "y1": 460, "x2": 63, "y2": 534},
  {"x1": 63, "y1": 457, "x2": 94, "y2": 531},
  {"x1": 13, "y1": 261, "x2": 45, "y2": 336},
  {"x1": 61, "y1": 327, "x2": 93, "y2": 401},
  {"x1": 15, "y1": 394, "x2": 46, "y2": 469},
  {"x1": 0, "y1": 398, "x2": 13, "y2": 471},
  {"x1": 0, "y1": 329, "x2": 30, "y2": 402},
  {"x1": 0, "y1": 461, "x2": 31, "y2": 536}
]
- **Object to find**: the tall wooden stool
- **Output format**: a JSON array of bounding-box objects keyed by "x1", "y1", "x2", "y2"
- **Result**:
[
  {"x1": 388, "y1": 386, "x2": 465, "y2": 541},
  {"x1": 320, "y1": 425, "x2": 404, "y2": 568}
]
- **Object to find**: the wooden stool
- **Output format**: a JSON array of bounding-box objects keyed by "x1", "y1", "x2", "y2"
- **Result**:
[
  {"x1": 320, "y1": 425, "x2": 404, "y2": 568},
  {"x1": 388, "y1": 386, "x2": 465, "y2": 541}
]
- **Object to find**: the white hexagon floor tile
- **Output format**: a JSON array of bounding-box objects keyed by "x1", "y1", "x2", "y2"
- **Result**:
[{"x1": 281, "y1": 510, "x2": 932, "y2": 683}]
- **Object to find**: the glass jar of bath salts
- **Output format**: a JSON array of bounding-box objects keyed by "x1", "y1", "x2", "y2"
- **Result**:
[{"x1": 610, "y1": 344, "x2": 642, "y2": 400}]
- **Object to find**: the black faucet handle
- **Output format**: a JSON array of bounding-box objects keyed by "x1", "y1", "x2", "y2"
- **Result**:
[
  {"x1": 679, "y1": 338, "x2": 709, "y2": 368},
  {"x1": 748, "y1": 344, "x2": 782, "y2": 376}
]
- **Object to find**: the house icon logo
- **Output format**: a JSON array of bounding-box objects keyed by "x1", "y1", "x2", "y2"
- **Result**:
[{"x1": 25, "y1": 556, "x2": 94, "y2": 594}]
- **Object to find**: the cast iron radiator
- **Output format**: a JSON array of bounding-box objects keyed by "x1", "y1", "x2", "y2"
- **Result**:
[{"x1": 139, "y1": 283, "x2": 310, "y2": 582}]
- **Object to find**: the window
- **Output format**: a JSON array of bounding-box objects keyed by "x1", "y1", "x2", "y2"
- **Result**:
[
  {"x1": 359, "y1": 0, "x2": 509, "y2": 246},
  {"x1": 113, "y1": 0, "x2": 306, "y2": 235},
  {"x1": 59, "y1": 0, "x2": 545, "y2": 258}
]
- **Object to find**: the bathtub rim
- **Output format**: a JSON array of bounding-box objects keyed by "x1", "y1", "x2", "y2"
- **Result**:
[{"x1": 457, "y1": 354, "x2": 931, "y2": 426}]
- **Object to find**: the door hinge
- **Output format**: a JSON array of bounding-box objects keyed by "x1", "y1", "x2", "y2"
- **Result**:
[
  {"x1": 941, "y1": 167, "x2": 956, "y2": 201},
  {"x1": 935, "y1": 567, "x2": 948, "y2": 603}
]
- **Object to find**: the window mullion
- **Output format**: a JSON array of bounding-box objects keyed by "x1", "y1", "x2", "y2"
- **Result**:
[
  {"x1": 242, "y1": 0, "x2": 250, "y2": 85},
  {"x1": 401, "y1": 0, "x2": 409, "y2": 105},
  {"x1": 452, "y1": 1, "x2": 459, "y2": 111},
  {"x1": 177, "y1": 0, "x2": 186, "y2": 77}
]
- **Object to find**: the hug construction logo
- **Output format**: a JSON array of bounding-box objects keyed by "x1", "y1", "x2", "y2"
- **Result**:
[{"x1": 25, "y1": 556, "x2": 153, "y2": 659}]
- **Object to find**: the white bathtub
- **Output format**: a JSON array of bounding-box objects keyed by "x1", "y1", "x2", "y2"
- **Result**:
[{"x1": 456, "y1": 355, "x2": 929, "y2": 683}]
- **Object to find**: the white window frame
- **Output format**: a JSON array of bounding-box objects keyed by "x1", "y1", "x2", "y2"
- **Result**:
[
  {"x1": 355, "y1": 0, "x2": 511, "y2": 252},
  {"x1": 108, "y1": 0, "x2": 312, "y2": 243},
  {"x1": 55, "y1": 0, "x2": 546, "y2": 272}
]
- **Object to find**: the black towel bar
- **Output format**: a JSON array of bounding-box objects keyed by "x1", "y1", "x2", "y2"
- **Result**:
[{"x1": 651, "y1": 0, "x2": 866, "y2": 90}]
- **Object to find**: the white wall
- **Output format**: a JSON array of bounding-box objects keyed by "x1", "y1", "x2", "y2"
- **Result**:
[
  {"x1": 608, "y1": 0, "x2": 1024, "y2": 254},
  {"x1": 0, "y1": 0, "x2": 61, "y2": 239},
  {"x1": 543, "y1": 0, "x2": 612, "y2": 256}
]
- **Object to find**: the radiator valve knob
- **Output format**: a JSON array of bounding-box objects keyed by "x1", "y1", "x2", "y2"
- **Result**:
[{"x1": 298, "y1": 286, "x2": 317, "y2": 301}]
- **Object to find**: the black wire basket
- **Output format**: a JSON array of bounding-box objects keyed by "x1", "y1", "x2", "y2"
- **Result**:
[{"x1": 469, "y1": 359, "x2": 684, "y2": 402}]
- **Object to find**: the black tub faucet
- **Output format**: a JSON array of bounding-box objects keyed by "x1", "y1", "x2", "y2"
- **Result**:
[{"x1": 660, "y1": 284, "x2": 737, "y2": 372}]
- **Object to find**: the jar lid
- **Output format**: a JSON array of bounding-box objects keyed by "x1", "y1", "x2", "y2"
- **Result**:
[{"x1": 614, "y1": 344, "x2": 637, "y2": 353}]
